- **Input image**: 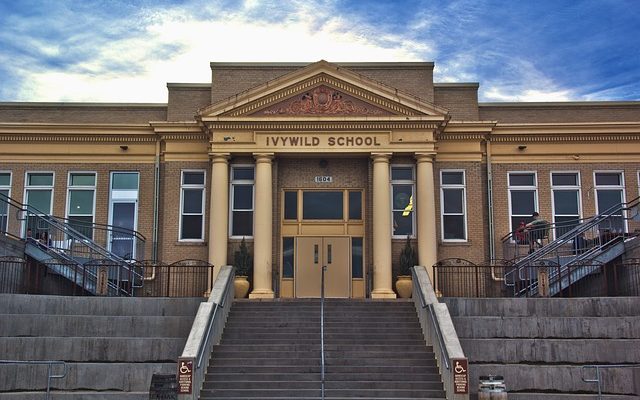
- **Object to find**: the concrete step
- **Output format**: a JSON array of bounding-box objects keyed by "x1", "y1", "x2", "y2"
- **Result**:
[
  {"x1": 0, "y1": 337, "x2": 184, "y2": 361},
  {"x1": 0, "y1": 362, "x2": 174, "y2": 391},
  {"x1": 221, "y1": 332, "x2": 425, "y2": 340},
  {"x1": 205, "y1": 372, "x2": 441, "y2": 382},
  {"x1": 206, "y1": 365, "x2": 441, "y2": 375},
  {"x1": 222, "y1": 327, "x2": 423, "y2": 335},
  {"x1": 0, "y1": 392, "x2": 149, "y2": 400},
  {"x1": 0, "y1": 294, "x2": 202, "y2": 316},
  {"x1": 452, "y1": 316, "x2": 640, "y2": 339},
  {"x1": 0, "y1": 314, "x2": 194, "y2": 337},
  {"x1": 444, "y1": 297, "x2": 640, "y2": 317},
  {"x1": 506, "y1": 394, "x2": 640, "y2": 400},
  {"x1": 204, "y1": 380, "x2": 443, "y2": 390},
  {"x1": 199, "y1": 388, "x2": 445, "y2": 398},
  {"x1": 213, "y1": 344, "x2": 432, "y2": 352},
  {"x1": 212, "y1": 350, "x2": 434, "y2": 359},
  {"x1": 461, "y1": 338, "x2": 640, "y2": 364},
  {"x1": 210, "y1": 357, "x2": 436, "y2": 367}
]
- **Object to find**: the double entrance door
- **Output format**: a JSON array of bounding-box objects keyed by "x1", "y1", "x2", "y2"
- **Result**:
[{"x1": 296, "y1": 237, "x2": 350, "y2": 298}]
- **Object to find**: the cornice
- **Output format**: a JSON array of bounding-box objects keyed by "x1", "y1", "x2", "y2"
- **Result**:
[
  {"x1": 205, "y1": 119, "x2": 442, "y2": 131},
  {"x1": 493, "y1": 122, "x2": 640, "y2": 134},
  {"x1": 0, "y1": 134, "x2": 156, "y2": 143},
  {"x1": 0, "y1": 123, "x2": 156, "y2": 142},
  {"x1": 491, "y1": 134, "x2": 640, "y2": 142}
]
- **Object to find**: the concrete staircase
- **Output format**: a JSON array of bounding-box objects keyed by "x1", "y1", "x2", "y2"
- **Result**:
[
  {"x1": 444, "y1": 297, "x2": 640, "y2": 400},
  {"x1": 0, "y1": 294, "x2": 201, "y2": 399},
  {"x1": 202, "y1": 299, "x2": 445, "y2": 399}
]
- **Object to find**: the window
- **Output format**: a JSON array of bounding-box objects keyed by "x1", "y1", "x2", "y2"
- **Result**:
[
  {"x1": 348, "y1": 191, "x2": 362, "y2": 220},
  {"x1": 508, "y1": 172, "x2": 538, "y2": 233},
  {"x1": 391, "y1": 166, "x2": 415, "y2": 237},
  {"x1": 284, "y1": 191, "x2": 297, "y2": 220},
  {"x1": 180, "y1": 170, "x2": 206, "y2": 240},
  {"x1": 303, "y1": 191, "x2": 343, "y2": 220},
  {"x1": 351, "y1": 237, "x2": 363, "y2": 278},
  {"x1": 0, "y1": 172, "x2": 11, "y2": 233},
  {"x1": 109, "y1": 172, "x2": 139, "y2": 259},
  {"x1": 594, "y1": 171, "x2": 626, "y2": 233},
  {"x1": 440, "y1": 170, "x2": 467, "y2": 241},
  {"x1": 282, "y1": 237, "x2": 294, "y2": 278},
  {"x1": 551, "y1": 172, "x2": 581, "y2": 238},
  {"x1": 25, "y1": 172, "x2": 54, "y2": 236},
  {"x1": 230, "y1": 166, "x2": 254, "y2": 237},
  {"x1": 67, "y1": 172, "x2": 96, "y2": 239}
]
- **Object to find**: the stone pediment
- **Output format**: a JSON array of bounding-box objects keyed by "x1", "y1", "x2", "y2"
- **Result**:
[{"x1": 198, "y1": 60, "x2": 449, "y2": 120}]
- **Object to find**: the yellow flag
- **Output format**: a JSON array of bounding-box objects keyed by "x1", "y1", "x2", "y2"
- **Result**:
[{"x1": 402, "y1": 195, "x2": 413, "y2": 216}]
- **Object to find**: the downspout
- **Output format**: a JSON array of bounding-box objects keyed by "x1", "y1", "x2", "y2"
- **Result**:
[
  {"x1": 486, "y1": 135, "x2": 502, "y2": 281},
  {"x1": 152, "y1": 138, "x2": 161, "y2": 262}
]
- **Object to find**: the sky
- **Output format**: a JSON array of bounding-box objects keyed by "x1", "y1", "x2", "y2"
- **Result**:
[{"x1": 0, "y1": 0, "x2": 638, "y2": 103}]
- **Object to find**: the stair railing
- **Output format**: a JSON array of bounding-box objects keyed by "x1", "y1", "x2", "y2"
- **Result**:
[
  {"x1": 0, "y1": 360, "x2": 67, "y2": 400},
  {"x1": 320, "y1": 264, "x2": 326, "y2": 400}
]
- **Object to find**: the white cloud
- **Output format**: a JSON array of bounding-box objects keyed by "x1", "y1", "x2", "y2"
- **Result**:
[{"x1": 484, "y1": 87, "x2": 572, "y2": 102}]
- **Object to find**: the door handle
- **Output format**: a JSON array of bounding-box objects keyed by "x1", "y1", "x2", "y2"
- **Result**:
[
  {"x1": 327, "y1": 244, "x2": 332, "y2": 264},
  {"x1": 314, "y1": 244, "x2": 319, "y2": 264}
]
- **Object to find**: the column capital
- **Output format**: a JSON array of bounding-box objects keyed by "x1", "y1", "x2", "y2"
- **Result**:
[
  {"x1": 210, "y1": 153, "x2": 230, "y2": 163},
  {"x1": 253, "y1": 152, "x2": 275, "y2": 163},
  {"x1": 371, "y1": 152, "x2": 392, "y2": 163},
  {"x1": 415, "y1": 152, "x2": 436, "y2": 163}
]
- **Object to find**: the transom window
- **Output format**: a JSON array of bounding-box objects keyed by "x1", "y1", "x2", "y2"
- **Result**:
[
  {"x1": 180, "y1": 170, "x2": 206, "y2": 241},
  {"x1": 551, "y1": 172, "x2": 581, "y2": 238},
  {"x1": 67, "y1": 172, "x2": 96, "y2": 239},
  {"x1": 230, "y1": 166, "x2": 254, "y2": 237},
  {"x1": 508, "y1": 172, "x2": 538, "y2": 234},
  {"x1": 440, "y1": 170, "x2": 467, "y2": 241},
  {"x1": 283, "y1": 189, "x2": 363, "y2": 222},
  {"x1": 391, "y1": 166, "x2": 415, "y2": 237}
]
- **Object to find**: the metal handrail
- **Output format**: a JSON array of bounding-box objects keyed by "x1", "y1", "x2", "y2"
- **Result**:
[
  {"x1": 0, "y1": 360, "x2": 67, "y2": 400},
  {"x1": 196, "y1": 266, "x2": 233, "y2": 369},
  {"x1": 412, "y1": 267, "x2": 450, "y2": 370},
  {"x1": 320, "y1": 264, "x2": 326, "y2": 400},
  {"x1": 582, "y1": 364, "x2": 640, "y2": 400}
]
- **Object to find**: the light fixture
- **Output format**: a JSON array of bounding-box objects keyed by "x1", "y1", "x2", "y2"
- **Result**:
[
  {"x1": 518, "y1": 145, "x2": 527, "y2": 150},
  {"x1": 120, "y1": 145, "x2": 129, "y2": 151}
]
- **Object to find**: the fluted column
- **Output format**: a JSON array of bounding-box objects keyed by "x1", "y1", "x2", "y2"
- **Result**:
[
  {"x1": 371, "y1": 153, "x2": 396, "y2": 299},
  {"x1": 249, "y1": 153, "x2": 275, "y2": 299},
  {"x1": 209, "y1": 153, "x2": 230, "y2": 286},
  {"x1": 416, "y1": 153, "x2": 438, "y2": 282}
]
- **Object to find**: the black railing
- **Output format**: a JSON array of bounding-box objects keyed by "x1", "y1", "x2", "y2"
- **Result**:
[{"x1": 434, "y1": 259, "x2": 640, "y2": 298}]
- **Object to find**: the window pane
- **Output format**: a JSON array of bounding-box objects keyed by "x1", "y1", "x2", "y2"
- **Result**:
[
  {"x1": 393, "y1": 211, "x2": 413, "y2": 236},
  {"x1": 443, "y1": 215, "x2": 465, "y2": 240},
  {"x1": 552, "y1": 173, "x2": 577, "y2": 186},
  {"x1": 0, "y1": 189, "x2": 9, "y2": 216},
  {"x1": 303, "y1": 192, "x2": 343, "y2": 220},
  {"x1": 68, "y1": 216, "x2": 93, "y2": 239},
  {"x1": 392, "y1": 185, "x2": 412, "y2": 210},
  {"x1": 509, "y1": 173, "x2": 535, "y2": 186},
  {"x1": 70, "y1": 173, "x2": 95, "y2": 186},
  {"x1": 233, "y1": 167, "x2": 254, "y2": 180},
  {"x1": 233, "y1": 185, "x2": 253, "y2": 210},
  {"x1": 595, "y1": 173, "x2": 621, "y2": 186},
  {"x1": 597, "y1": 190, "x2": 623, "y2": 215},
  {"x1": 510, "y1": 191, "x2": 535, "y2": 215},
  {"x1": 69, "y1": 190, "x2": 94, "y2": 214},
  {"x1": 181, "y1": 215, "x2": 203, "y2": 239},
  {"x1": 349, "y1": 191, "x2": 362, "y2": 220},
  {"x1": 112, "y1": 173, "x2": 138, "y2": 189},
  {"x1": 443, "y1": 189, "x2": 463, "y2": 213},
  {"x1": 553, "y1": 190, "x2": 579, "y2": 215},
  {"x1": 391, "y1": 167, "x2": 413, "y2": 181},
  {"x1": 352, "y1": 237, "x2": 363, "y2": 278},
  {"x1": 232, "y1": 211, "x2": 253, "y2": 236},
  {"x1": 28, "y1": 173, "x2": 53, "y2": 186},
  {"x1": 0, "y1": 173, "x2": 11, "y2": 186},
  {"x1": 26, "y1": 190, "x2": 52, "y2": 213},
  {"x1": 442, "y1": 171, "x2": 463, "y2": 185},
  {"x1": 282, "y1": 237, "x2": 294, "y2": 278},
  {"x1": 183, "y1": 189, "x2": 203, "y2": 213},
  {"x1": 555, "y1": 216, "x2": 580, "y2": 237},
  {"x1": 183, "y1": 171, "x2": 205, "y2": 185},
  {"x1": 284, "y1": 191, "x2": 297, "y2": 220}
]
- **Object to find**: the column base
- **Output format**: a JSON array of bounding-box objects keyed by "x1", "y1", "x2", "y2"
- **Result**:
[
  {"x1": 249, "y1": 289, "x2": 275, "y2": 299},
  {"x1": 371, "y1": 289, "x2": 397, "y2": 299}
]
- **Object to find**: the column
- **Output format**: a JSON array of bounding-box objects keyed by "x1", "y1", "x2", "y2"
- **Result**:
[
  {"x1": 249, "y1": 153, "x2": 275, "y2": 299},
  {"x1": 371, "y1": 152, "x2": 396, "y2": 299},
  {"x1": 209, "y1": 153, "x2": 230, "y2": 286},
  {"x1": 415, "y1": 153, "x2": 438, "y2": 283}
]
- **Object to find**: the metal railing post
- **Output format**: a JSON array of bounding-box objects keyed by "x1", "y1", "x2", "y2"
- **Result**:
[{"x1": 320, "y1": 264, "x2": 326, "y2": 400}]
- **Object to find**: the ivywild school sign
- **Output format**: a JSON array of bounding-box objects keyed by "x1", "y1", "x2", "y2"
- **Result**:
[{"x1": 266, "y1": 135, "x2": 382, "y2": 147}]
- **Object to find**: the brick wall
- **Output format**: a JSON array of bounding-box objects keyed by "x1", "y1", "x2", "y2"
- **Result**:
[
  {"x1": 0, "y1": 104, "x2": 166, "y2": 123},
  {"x1": 433, "y1": 86, "x2": 479, "y2": 120},
  {"x1": 480, "y1": 103, "x2": 640, "y2": 123},
  {"x1": 167, "y1": 85, "x2": 212, "y2": 121}
]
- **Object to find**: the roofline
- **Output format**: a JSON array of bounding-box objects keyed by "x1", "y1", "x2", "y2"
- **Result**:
[
  {"x1": 210, "y1": 61, "x2": 434, "y2": 69},
  {"x1": 0, "y1": 102, "x2": 167, "y2": 108},
  {"x1": 479, "y1": 101, "x2": 640, "y2": 107},
  {"x1": 434, "y1": 82, "x2": 480, "y2": 88},
  {"x1": 167, "y1": 83, "x2": 211, "y2": 88}
]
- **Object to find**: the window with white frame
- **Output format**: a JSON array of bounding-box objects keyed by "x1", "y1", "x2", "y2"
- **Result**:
[
  {"x1": 180, "y1": 170, "x2": 206, "y2": 240},
  {"x1": 594, "y1": 171, "x2": 626, "y2": 233},
  {"x1": 25, "y1": 172, "x2": 54, "y2": 237},
  {"x1": 230, "y1": 166, "x2": 254, "y2": 237},
  {"x1": 67, "y1": 172, "x2": 96, "y2": 239},
  {"x1": 551, "y1": 172, "x2": 581, "y2": 238},
  {"x1": 440, "y1": 170, "x2": 467, "y2": 241},
  {"x1": 391, "y1": 165, "x2": 415, "y2": 237},
  {"x1": 0, "y1": 172, "x2": 11, "y2": 233},
  {"x1": 508, "y1": 172, "x2": 538, "y2": 234}
]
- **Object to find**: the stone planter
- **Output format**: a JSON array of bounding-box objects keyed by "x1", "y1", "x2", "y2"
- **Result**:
[
  {"x1": 395, "y1": 275, "x2": 412, "y2": 298},
  {"x1": 234, "y1": 276, "x2": 250, "y2": 298}
]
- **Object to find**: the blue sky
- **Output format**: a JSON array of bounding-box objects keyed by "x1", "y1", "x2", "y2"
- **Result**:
[{"x1": 0, "y1": 0, "x2": 638, "y2": 103}]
